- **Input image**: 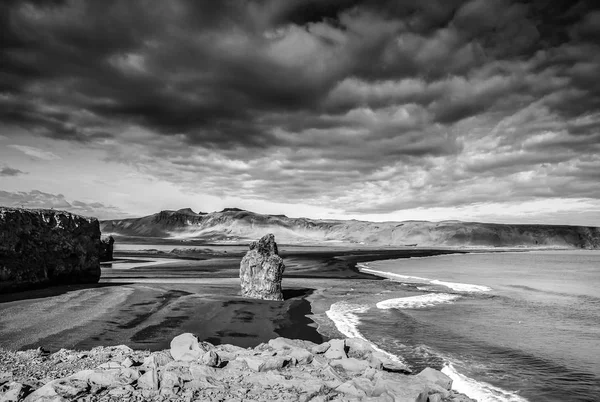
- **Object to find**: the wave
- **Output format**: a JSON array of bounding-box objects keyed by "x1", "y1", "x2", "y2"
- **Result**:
[
  {"x1": 430, "y1": 279, "x2": 492, "y2": 293},
  {"x1": 325, "y1": 301, "x2": 408, "y2": 367},
  {"x1": 377, "y1": 293, "x2": 461, "y2": 310},
  {"x1": 442, "y1": 363, "x2": 529, "y2": 402},
  {"x1": 359, "y1": 266, "x2": 492, "y2": 293},
  {"x1": 325, "y1": 301, "x2": 368, "y2": 339}
]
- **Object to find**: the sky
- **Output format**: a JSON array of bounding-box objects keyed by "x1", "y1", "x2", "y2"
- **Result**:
[{"x1": 1, "y1": 0, "x2": 600, "y2": 225}]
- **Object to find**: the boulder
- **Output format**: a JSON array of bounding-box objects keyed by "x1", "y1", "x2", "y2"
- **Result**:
[
  {"x1": 371, "y1": 372, "x2": 430, "y2": 402},
  {"x1": 137, "y1": 369, "x2": 159, "y2": 390},
  {"x1": 311, "y1": 341, "x2": 331, "y2": 354},
  {"x1": 416, "y1": 367, "x2": 452, "y2": 391},
  {"x1": 346, "y1": 338, "x2": 374, "y2": 358},
  {"x1": 267, "y1": 337, "x2": 317, "y2": 351},
  {"x1": 239, "y1": 234, "x2": 285, "y2": 301},
  {"x1": 170, "y1": 333, "x2": 210, "y2": 361},
  {"x1": 99, "y1": 236, "x2": 114, "y2": 262},
  {"x1": 143, "y1": 351, "x2": 174, "y2": 368},
  {"x1": 0, "y1": 207, "x2": 101, "y2": 293},
  {"x1": 288, "y1": 348, "x2": 313, "y2": 365},
  {"x1": 200, "y1": 350, "x2": 221, "y2": 367},
  {"x1": 336, "y1": 381, "x2": 367, "y2": 398},
  {"x1": 428, "y1": 394, "x2": 443, "y2": 402},
  {"x1": 324, "y1": 339, "x2": 347, "y2": 360},
  {"x1": 330, "y1": 357, "x2": 370, "y2": 372},
  {"x1": 1, "y1": 382, "x2": 30, "y2": 402},
  {"x1": 240, "y1": 356, "x2": 291, "y2": 372},
  {"x1": 369, "y1": 351, "x2": 412, "y2": 373}
]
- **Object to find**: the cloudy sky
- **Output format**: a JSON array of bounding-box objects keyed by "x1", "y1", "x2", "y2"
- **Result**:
[{"x1": 1, "y1": 0, "x2": 599, "y2": 225}]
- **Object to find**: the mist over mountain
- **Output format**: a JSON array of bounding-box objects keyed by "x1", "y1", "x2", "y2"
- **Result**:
[{"x1": 100, "y1": 208, "x2": 600, "y2": 249}]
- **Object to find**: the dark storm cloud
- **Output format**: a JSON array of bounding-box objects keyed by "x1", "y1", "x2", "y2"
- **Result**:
[
  {"x1": 0, "y1": 166, "x2": 25, "y2": 176},
  {"x1": 2, "y1": 0, "x2": 600, "y2": 214}
]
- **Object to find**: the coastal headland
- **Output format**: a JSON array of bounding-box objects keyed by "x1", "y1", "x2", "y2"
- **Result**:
[{"x1": 1, "y1": 241, "x2": 477, "y2": 401}]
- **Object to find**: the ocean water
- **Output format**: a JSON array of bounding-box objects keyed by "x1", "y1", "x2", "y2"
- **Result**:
[{"x1": 327, "y1": 250, "x2": 600, "y2": 402}]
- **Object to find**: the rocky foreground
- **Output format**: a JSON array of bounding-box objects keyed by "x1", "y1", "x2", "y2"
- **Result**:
[{"x1": 0, "y1": 334, "x2": 475, "y2": 402}]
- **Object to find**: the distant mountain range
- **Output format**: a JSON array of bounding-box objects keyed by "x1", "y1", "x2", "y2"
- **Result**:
[{"x1": 99, "y1": 208, "x2": 600, "y2": 249}]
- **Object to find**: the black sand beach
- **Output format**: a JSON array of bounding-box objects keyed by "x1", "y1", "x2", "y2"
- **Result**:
[{"x1": 0, "y1": 244, "x2": 464, "y2": 352}]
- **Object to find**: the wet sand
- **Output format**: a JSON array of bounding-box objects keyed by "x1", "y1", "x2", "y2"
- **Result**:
[{"x1": 0, "y1": 245, "x2": 464, "y2": 352}]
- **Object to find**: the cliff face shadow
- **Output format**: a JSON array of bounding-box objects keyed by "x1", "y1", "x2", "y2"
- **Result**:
[
  {"x1": 282, "y1": 288, "x2": 313, "y2": 300},
  {"x1": 0, "y1": 282, "x2": 134, "y2": 304}
]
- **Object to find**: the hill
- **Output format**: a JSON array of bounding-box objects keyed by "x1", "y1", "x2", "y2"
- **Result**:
[{"x1": 99, "y1": 208, "x2": 600, "y2": 249}]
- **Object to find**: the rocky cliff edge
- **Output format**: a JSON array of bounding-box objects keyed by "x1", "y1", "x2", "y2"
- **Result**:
[{"x1": 0, "y1": 333, "x2": 475, "y2": 402}]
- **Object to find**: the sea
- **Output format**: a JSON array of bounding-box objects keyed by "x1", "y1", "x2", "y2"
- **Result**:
[{"x1": 326, "y1": 250, "x2": 600, "y2": 402}]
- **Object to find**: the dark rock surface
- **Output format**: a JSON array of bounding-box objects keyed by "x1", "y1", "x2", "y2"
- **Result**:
[
  {"x1": 0, "y1": 207, "x2": 101, "y2": 293},
  {"x1": 240, "y1": 234, "x2": 285, "y2": 301},
  {"x1": 99, "y1": 236, "x2": 114, "y2": 262}
]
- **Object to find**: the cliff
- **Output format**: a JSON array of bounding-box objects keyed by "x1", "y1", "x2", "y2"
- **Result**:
[
  {"x1": 100, "y1": 208, "x2": 600, "y2": 249},
  {"x1": 0, "y1": 207, "x2": 101, "y2": 292}
]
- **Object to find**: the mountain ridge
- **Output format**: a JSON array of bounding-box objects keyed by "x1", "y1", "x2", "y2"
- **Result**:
[{"x1": 99, "y1": 208, "x2": 600, "y2": 249}]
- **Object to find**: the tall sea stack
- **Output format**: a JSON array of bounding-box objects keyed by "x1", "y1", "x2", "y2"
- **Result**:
[
  {"x1": 239, "y1": 233, "x2": 285, "y2": 301},
  {"x1": 99, "y1": 235, "x2": 115, "y2": 262},
  {"x1": 0, "y1": 207, "x2": 102, "y2": 293}
]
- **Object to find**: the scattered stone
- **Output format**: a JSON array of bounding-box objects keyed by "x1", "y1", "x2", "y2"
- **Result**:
[
  {"x1": 371, "y1": 372, "x2": 429, "y2": 402},
  {"x1": 97, "y1": 361, "x2": 121, "y2": 370},
  {"x1": 346, "y1": 338, "x2": 374, "y2": 358},
  {"x1": 0, "y1": 372, "x2": 13, "y2": 386},
  {"x1": 288, "y1": 348, "x2": 314, "y2": 365},
  {"x1": 143, "y1": 350, "x2": 173, "y2": 368},
  {"x1": 429, "y1": 393, "x2": 443, "y2": 402},
  {"x1": 170, "y1": 333, "x2": 210, "y2": 361},
  {"x1": 137, "y1": 369, "x2": 159, "y2": 390},
  {"x1": 160, "y1": 370, "x2": 182, "y2": 392},
  {"x1": 330, "y1": 357, "x2": 370, "y2": 372},
  {"x1": 108, "y1": 385, "x2": 134, "y2": 397},
  {"x1": 239, "y1": 233, "x2": 285, "y2": 301},
  {"x1": 120, "y1": 357, "x2": 136, "y2": 368},
  {"x1": 337, "y1": 381, "x2": 367, "y2": 398},
  {"x1": 324, "y1": 339, "x2": 347, "y2": 360},
  {"x1": 311, "y1": 341, "x2": 331, "y2": 354},
  {"x1": 369, "y1": 351, "x2": 412, "y2": 373},
  {"x1": 1, "y1": 334, "x2": 478, "y2": 402},
  {"x1": 417, "y1": 367, "x2": 452, "y2": 390},
  {"x1": 0, "y1": 382, "x2": 29, "y2": 402},
  {"x1": 268, "y1": 337, "x2": 317, "y2": 351},
  {"x1": 200, "y1": 350, "x2": 221, "y2": 367}
]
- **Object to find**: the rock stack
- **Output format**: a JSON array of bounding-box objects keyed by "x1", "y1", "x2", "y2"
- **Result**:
[
  {"x1": 239, "y1": 234, "x2": 285, "y2": 301},
  {"x1": 0, "y1": 207, "x2": 101, "y2": 293},
  {"x1": 0, "y1": 334, "x2": 475, "y2": 401},
  {"x1": 99, "y1": 236, "x2": 115, "y2": 262}
]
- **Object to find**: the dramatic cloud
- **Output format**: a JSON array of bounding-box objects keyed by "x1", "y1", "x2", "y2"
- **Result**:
[
  {"x1": 1, "y1": 0, "x2": 599, "y2": 224},
  {"x1": 0, "y1": 190, "x2": 128, "y2": 219}
]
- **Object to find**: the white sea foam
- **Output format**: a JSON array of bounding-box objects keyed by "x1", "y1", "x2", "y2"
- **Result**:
[
  {"x1": 359, "y1": 267, "x2": 491, "y2": 293},
  {"x1": 325, "y1": 301, "x2": 368, "y2": 339},
  {"x1": 376, "y1": 293, "x2": 461, "y2": 309},
  {"x1": 325, "y1": 301, "x2": 408, "y2": 367},
  {"x1": 442, "y1": 363, "x2": 529, "y2": 402},
  {"x1": 430, "y1": 279, "x2": 492, "y2": 292}
]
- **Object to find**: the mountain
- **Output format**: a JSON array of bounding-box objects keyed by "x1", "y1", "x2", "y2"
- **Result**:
[{"x1": 99, "y1": 208, "x2": 600, "y2": 249}]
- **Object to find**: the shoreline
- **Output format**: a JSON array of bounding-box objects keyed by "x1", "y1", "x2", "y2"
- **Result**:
[{"x1": 1, "y1": 245, "x2": 540, "y2": 401}]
